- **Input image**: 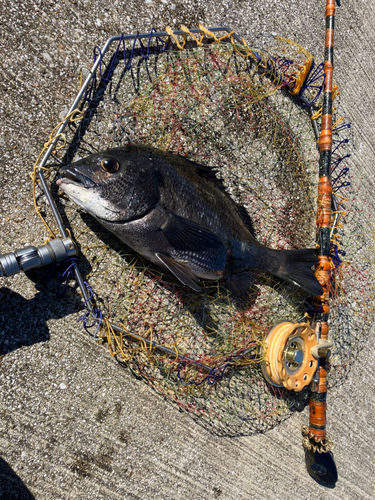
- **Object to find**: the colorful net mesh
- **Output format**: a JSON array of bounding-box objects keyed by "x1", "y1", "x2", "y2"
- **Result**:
[{"x1": 34, "y1": 28, "x2": 373, "y2": 435}]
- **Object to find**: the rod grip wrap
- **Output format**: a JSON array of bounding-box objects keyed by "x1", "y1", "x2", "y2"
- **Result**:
[
  {"x1": 325, "y1": 0, "x2": 335, "y2": 17},
  {"x1": 317, "y1": 176, "x2": 332, "y2": 227}
]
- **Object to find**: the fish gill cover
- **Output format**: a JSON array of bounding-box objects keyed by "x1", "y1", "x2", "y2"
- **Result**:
[{"x1": 33, "y1": 28, "x2": 373, "y2": 436}]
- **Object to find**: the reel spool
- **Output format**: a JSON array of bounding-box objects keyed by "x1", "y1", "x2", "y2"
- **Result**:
[{"x1": 261, "y1": 322, "x2": 333, "y2": 392}]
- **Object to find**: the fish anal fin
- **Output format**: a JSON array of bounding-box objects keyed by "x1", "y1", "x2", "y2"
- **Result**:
[
  {"x1": 155, "y1": 253, "x2": 201, "y2": 292},
  {"x1": 226, "y1": 271, "x2": 257, "y2": 298}
]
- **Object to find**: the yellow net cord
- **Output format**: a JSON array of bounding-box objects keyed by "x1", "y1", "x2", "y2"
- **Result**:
[{"x1": 31, "y1": 109, "x2": 83, "y2": 238}]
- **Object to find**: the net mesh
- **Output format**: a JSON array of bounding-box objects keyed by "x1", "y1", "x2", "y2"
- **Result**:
[{"x1": 34, "y1": 29, "x2": 374, "y2": 436}]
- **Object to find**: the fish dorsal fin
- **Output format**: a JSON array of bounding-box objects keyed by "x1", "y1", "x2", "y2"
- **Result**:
[
  {"x1": 155, "y1": 253, "x2": 201, "y2": 292},
  {"x1": 234, "y1": 203, "x2": 256, "y2": 237},
  {"x1": 182, "y1": 157, "x2": 227, "y2": 191},
  {"x1": 182, "y1": 157, "x2": 256, "y2": 237}
]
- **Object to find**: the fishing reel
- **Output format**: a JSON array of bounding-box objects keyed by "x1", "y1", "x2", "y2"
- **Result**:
[{"x1": 261, "y1": 321, "x2": 333, "y2": 392}]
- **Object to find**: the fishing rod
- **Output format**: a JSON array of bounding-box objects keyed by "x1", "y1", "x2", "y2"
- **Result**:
[{"x1": 302, "y1": 0, "x2": 338, "y2": 484}]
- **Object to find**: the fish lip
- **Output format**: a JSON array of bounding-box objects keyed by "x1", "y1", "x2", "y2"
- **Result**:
[
  {"x1": 57, "y1": 166, "x2": 96, "y2": 189},
  {"x1": 56, "y1": 177, "x2": 80, "y2": 188}
]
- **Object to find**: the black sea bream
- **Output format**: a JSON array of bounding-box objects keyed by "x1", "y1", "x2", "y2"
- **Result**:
[{"x1": 57, "y1": 144, "x2": 323, "y2": 297}]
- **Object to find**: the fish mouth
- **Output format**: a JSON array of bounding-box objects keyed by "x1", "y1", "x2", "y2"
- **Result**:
[{"x1": 57, "y1": 166, "x2": 96, "y2": 189}]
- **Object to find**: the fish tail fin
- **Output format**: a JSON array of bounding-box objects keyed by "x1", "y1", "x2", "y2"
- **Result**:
[{"x1": 266, "y1": 248, "x2": 323, "y2": 296}]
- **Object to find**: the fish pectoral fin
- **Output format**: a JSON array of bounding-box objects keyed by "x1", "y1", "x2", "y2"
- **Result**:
[
  {"x1": 155, "y1": 253, "x2": 202, "y2": 292},
  {"x1": 160, "y1": 212, "x2": 226, "y2": 266},
  {"x1": 226, "y1": 271, "x2": 258, "y2": 298}
]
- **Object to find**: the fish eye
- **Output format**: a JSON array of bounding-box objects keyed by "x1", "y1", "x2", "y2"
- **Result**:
[{"x1": 100, "y1": 158, "x2": 120, "y2": 173}]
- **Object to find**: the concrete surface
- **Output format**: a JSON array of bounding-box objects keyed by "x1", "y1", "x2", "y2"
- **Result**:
[{"x1": 0, "y1": 0, "x2": 374, "y2": 499}]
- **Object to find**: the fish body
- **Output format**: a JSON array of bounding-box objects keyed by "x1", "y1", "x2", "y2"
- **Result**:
[{"x1": 57, "y1": 144, "x2": 323, "y2": 297}]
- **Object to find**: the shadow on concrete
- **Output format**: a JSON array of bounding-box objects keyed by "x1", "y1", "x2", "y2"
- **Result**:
[
  {"x1": 0, "y1": 273, "x2": 83, "y2": 356},
  {"x1": 0, "y1": 457, "x2": 35, "y2": 500}
]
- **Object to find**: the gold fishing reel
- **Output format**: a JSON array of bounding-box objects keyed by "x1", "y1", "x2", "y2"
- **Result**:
[{"x1": 261, "y1": 322, "x2": 333, "y2": 392}]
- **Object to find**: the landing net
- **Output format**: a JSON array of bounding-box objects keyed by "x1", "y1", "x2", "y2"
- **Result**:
[{"x1": 33, "y1": 28, "x2": 373, "y2": 435}]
